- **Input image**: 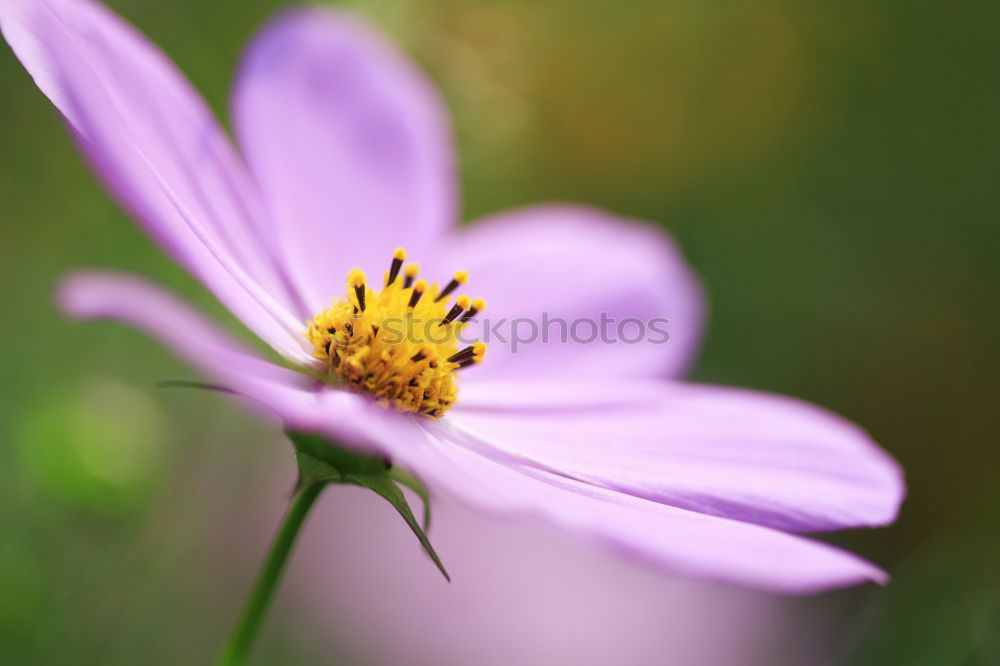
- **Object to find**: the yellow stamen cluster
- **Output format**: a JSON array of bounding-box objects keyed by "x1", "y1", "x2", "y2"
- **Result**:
[{"x1": 306, "y1": 248, "x2": 487, "y2": 418}]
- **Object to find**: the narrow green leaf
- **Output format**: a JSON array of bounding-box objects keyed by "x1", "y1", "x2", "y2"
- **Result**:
[
  {"x1": 343, "y1": 473, "x2": 450, "y2": 582},
  {"x1": 285, "y1": 430, "x2": 450, "y2": 582},
  {"x1": 293, "y1": 450, "x2": 341, "y2": 488},
  {"x1": 287, "y1": 430, "x2": 389, "y2": 476},
  {"x1": 388, "y1": 467, "x2": 433, "y2": 530}
]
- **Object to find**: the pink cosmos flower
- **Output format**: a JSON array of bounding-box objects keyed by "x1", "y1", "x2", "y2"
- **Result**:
[{"x1": 2, "y1": 0, "x2": 904, "y2": 593}]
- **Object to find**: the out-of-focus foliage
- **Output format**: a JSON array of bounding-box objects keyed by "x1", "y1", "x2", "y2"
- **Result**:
[{"x1": 0, "y1": 0, "x2": 996, "y2": 663}]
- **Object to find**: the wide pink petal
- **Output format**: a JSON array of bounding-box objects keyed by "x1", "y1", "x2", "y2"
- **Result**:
[
  {"x1": 433, "y1": 205, "x2": 705, "y2": 381},
  {"x1": 449, "y1": 380, "x2": 904, "y2": 532},
  {"x1": 1, "y1": 0, "x2": 311, "y2": 361},
  {"x1": 232, "y1": 8, "x2": 456, "y2": 312},
  {"x1": 399, "y1": 424, "x2": 889, "y2": 594}
]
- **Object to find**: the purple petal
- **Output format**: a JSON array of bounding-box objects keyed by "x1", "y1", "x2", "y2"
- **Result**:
[
  {"x1": 433, "y1": 205, "x2": 705, "y2": 381},
  {"x1": 399, "y1": 424, "x2": 889, "y2": 594},
  {"x1": 450, "y1": 380, "x2": 904, "y2": 532},
  {"x1": 232, "y1": 8, "x2": 456, "y2": 312},
  {"x1": 294, "y1": 489, "x2": 782, "y2": 665},
  {"x1": 1, "y1": 0, "x2": 311, "y2": 361},
  {"x1": 57, "y1": 271, "x2": 406, "y2": 451}
]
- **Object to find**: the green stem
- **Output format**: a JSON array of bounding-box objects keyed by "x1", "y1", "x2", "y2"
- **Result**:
[{"x1": 216, "y1": 481, "x2": 326, "y2": 666}]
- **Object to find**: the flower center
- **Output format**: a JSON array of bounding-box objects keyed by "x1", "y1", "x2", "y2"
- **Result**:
[{"x1": 306, "y1": 247, "x2": 486, "y2": 418}]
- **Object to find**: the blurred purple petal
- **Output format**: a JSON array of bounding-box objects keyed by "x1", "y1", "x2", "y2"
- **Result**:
[
  {"x1": 0, "y1": 0, "x2": 311, "y2": 361},
  {"x1": 434, "y1": 205, "x2": 705, "y2": 380},
  {"x1": 294, "y1": 488, "x2": 783, "y2": 666},
  {"x1": 453, "y1": 380, "x2": 904, "y2": 532},
  {"x1": 232, "y1": 8, "x2": 456, "y2": 312},
  {"x1": 396, "y1": 427, "x2": 888, "y2": 594}
]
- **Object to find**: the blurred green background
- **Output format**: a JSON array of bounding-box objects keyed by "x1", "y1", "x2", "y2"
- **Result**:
[{"x1": 1, "y1": 0, "x2": 998, "y2": 664}]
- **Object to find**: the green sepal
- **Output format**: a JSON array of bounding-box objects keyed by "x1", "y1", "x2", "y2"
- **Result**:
[
  {"x1": 339, "y1": 472, "x2": 449, "y2": 581},
  {"x1": 387, "y1": 467, "x2": 433, "y2": 531},
  {"x1": 286, "y1": 431, "x2": 449, "y2": 582}
]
